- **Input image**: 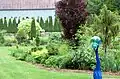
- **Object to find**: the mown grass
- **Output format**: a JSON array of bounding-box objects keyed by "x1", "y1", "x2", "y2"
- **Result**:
[{"x1": 0, "y1": 47, "x2": 119, "y2": 79}]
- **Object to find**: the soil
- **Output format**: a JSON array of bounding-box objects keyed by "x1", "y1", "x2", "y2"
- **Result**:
[{"x1": 34, "y1": 64, "x2": 120, "y2": 76}]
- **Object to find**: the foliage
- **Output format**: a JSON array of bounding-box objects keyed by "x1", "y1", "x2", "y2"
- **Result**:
[
  {"x1": 0, "y1": 30, "x2": 5, "y2": 45},
  {"x1": 55, "y1": 0, "x2": 88, "y2": 40},
  {"x1": 75, "y1": 28, "x2": 95, "y2": 69},
  {"x1": 4, "y1": 34, "x2": 18, "y2": 46},
  {"x1": 17, "y1": 19, "x2": 43, "y2": 39},
  {"x1": 45, "y1": 46, "x2": 95, "y2": 70},
  {"x1": 49, "y1": 32, "x2": 62, "y2": 42},
  {"x1": 58, "y1": 43, "x2": 69, "y2": 55},
  {"x1": 87, "y1": 0, "x2": 104, "y2": 15},
  {"x1": 3, "y1": 17, "x2": 7, "y2": 31},
  {"x1": 31, "y1": 47, "x2": 49, "y2": 63},
  {"x1": 39, "y1": 37, "x2": 49, "y2": 45},
  {"x1": 30, "y1": 18, "x2": 36, "y2": 39},
  {"x1": 37, "y1": 16, "x2": 40, "y2": 23},
  {"x1": 7, "y1": 18, "x2": 13, "y2": 33},
  {"x1": 46, "y1": 32, "x2": 64, "y2": 55},
  {"x1": 10, "y1": 48, "x2": 27, "y2": 60},
  {"x1": 46, "y1": 43, "x2": 59, "y2": 56},
  {"x1": 40, "y1": 17, "x2": 45, "y2": 30},
  {"x1": 45, "y1": 54, "x2": 72, "y2": 68},
  {"x1": 25, "y1": 54, "x2": 34, "y2": 62},
  {"x1": 44, "y1": 18, "x2": 49, "y2": 32},
  {"x1": 87, "y1": 0, "x2": 120, "y2": 15},
  {"x1": 43, "y1": 30, "x2": 95, "y2": 70},
  {"x1": 0, "y1": 18, "x2": 4, "y2": 30},
  {"x1": 12, "y1": 18, "x2": 18, "y2": 33},
  {"x1": 54, "y1": 16, "x2": 61, "y2": 32},
  {"x1": 104, "y1": 0, "x2": 120, "y2": 14},
  {"x1": 7, "y1": 13, "x2": 120, "y2": 73},
  {"x1": 40, "y1": 16, "x2": 62, "y2": 32},
  {"x1": 100, "y1": 48, "x2": 120, "y2": 72},
  {"x1": 71, "y1": 48, "x2": 95, "y2": 70},
  {"x1": 18, "y1": 18, "x2": 21, "y2": 24},
  {"x1": 16, "y1": 29, "x2": 27, "y2": 44},
  {"x1": 35, "y1": 35, "x2": 40, "y2": 46},
  {"x1": 90, "y1": 5, "x2": 120, "y2": 54},
  {"x1": 114, "y1": 0, "x2": 120, "y2": 14},
  {"x1": 40, "y1": 16, "x2": 61, "y2": 32},
  {"x1": 48, "y1": 16, "x2": 53, "y2": 32}
]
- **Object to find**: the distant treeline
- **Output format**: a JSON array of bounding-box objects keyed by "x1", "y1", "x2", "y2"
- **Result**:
[{"x1": 0, "y1": 16, "x2": 62, "y2": 33}]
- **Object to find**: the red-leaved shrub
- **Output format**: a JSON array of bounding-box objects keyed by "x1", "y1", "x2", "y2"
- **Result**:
[{"x1": 55, "y1": 0, "x2": 88, "y2": 40}]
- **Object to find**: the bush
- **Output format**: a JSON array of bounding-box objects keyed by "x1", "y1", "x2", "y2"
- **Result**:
[
  {"x1": 46, "y1": 44, "x2": 59, "y2": 55},
  {"x1": 0, "y1": 18, "x2": 4, "y2": 30},
  {"x1": 45, "y1": 56, "x2": 59, "y2": 67},
  {"x1": 45, "y1": 32, "x2": 63, "y2": 55},
  {"x1": 31, "y1": 47, "x2": 49, "y2": 63},
  {"x1": 17, "y1": 19, "x2": 44, "y2": 40},
  {"x1": 39, "y1": 37, "x2": 49, "y2": 45},
  {"x1": 35, "y1": 35, "x2": 40, "y2": 46},
  {"x1": 55, "y1": 0, "x2": 88, "y2": 39},
  {"x1": 45, "y1": 43, "x2": 95, "y2": 70},
  {"x1": 25, "y1": 54, "x2": 34, "y2": 63},
  {"x1": 53, "y1": 17, "x2": 61, "y2": 32},
  {"x1": 49, "y1": 32, "x2": 62, "y2": 41},
  {"x1": 4, "y1": 35, "x2": 18, "y2": 46},
  {"x1": 58, "y1": 43, "x2": 69, "y2": 55},
  {"x1": 30, "y1": 18, "x2": 36, "y2": 39},
  {"x1": 0, "y1": 30, "x2": 5, "y2": 45},
  {"x1": 10, "y1": 48, "x2": 27, "y2": 60},
  {"x1": 71, "y1": 48, "x2": 95, "y2": 70},
  {"x1": 31, "y1": 47, "x2": 48, "y2": 58},
  {"x1": 101, "y1": 48, "x2": 120, "y2": 72},
  {"x1": 45, "y1": 55, "x2": 72, "y2": 68}
]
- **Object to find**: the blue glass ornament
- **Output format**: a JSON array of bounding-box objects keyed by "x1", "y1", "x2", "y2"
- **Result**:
[{"x1": 91, "y1": 36, "x2": 102, "y2": 79}]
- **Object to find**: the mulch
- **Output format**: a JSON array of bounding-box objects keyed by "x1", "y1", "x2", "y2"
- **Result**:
[{"x1": 34, "y1": 64, "x2": 120, "y2": 76}]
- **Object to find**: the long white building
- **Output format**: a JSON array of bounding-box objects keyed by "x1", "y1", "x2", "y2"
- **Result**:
[{"x1": 0, "y1": 0, "x2": 60, "y2": 19}]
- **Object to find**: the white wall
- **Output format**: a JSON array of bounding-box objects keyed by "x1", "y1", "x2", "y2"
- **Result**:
[{"x1": 0, "y1": 10, "x2": 55, "y2": 20}]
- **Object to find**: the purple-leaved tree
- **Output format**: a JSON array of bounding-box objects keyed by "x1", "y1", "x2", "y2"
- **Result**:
[{"x1": 55, "y1": 0, "x2": 88, "y2": 40}]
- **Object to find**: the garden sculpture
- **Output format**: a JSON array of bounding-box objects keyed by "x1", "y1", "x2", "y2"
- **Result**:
[{"x1": 91, "y1": 36, "x2": 102, "y2": 79}]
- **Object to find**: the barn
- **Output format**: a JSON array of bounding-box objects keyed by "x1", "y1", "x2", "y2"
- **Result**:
[{"x1": 0, "y1": 0, "x2": 60, "y2": 19}]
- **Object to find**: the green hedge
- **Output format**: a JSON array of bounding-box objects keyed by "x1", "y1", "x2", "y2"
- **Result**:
[
  {"x1": 40, "y1": 16, "x2": 61, "y2": 32},
  {"x1": 0, "y1": 16, "x2": 61, "y2": 33}
]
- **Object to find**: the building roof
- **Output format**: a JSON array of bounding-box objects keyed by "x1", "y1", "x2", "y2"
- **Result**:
[{"x1": 0, "y1": 0, "x2": 60, "y2": 10}]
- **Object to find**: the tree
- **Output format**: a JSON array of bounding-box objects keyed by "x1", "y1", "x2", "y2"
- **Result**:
[
  {"x1": 22, "y1": 17, "x2": 25, "y2": 20},
  {"x1": 87, "y1": 0, "x2": 120, "y2": 15},
  {"x1": 13, "y1": 18, "x2": 18, "y2": 33},
  {"x1": 0, "y1": 18, "x2": 4, "y2": 30},
  {"x1": 37, "y1": 16, "x2": 40, "y2": 23},
  {"x1": 87, "y1": 0, "x2": 104, "y2": 15},
  {"x1": 17, "y1": 19, "x2": 43, "y2": 39},
  {"x1": 114, "y1": 0, "x2": 120, "y2": 14},
  {"x1": 3, "y1": 17, "x2": 7, "y2": 30},
  {"x1": 7, "y1": 18, "x2": 17, "y2": 33},
  {"x1": 7, "y1": 18, "x2": 13, "y2": 33},
  {"x1": 45, "y1": 18, "x2": 49, "y2": 32},
  {"x1": 55, "y1": 0, "x2": 88, "y2": 40},
  {"x1": 18, "y1": 18, "x2": 21, "y2": 24},
  {"x1": 48, "y1": 16, "x2": 53, "y2": 32},
  {"x1": 35, "y1": 34, "x2": 40, "y2": 46},
  {"x1": 54, "y1": 16, "x2": 61, "y2": 32},
  {"x1": 40, "y1": 17, "x2": 45, "y2": 30},
  {"x1": 30, "y1": 18, "x2": 36, "y2": 40},
  {"x1": 91, "y1": 5, "x2": 120, "y2": 54},
  {"x1": 90, "y1": 5, "x2": 120, "y2": 71},
  {"x1": 104, "y1": 0, "x2": 115, "y2": 11}
]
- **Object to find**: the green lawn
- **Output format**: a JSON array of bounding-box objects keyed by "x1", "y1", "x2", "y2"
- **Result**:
[{"x1": 0, "y1": 47, "x2": 119, "y2": 79}]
